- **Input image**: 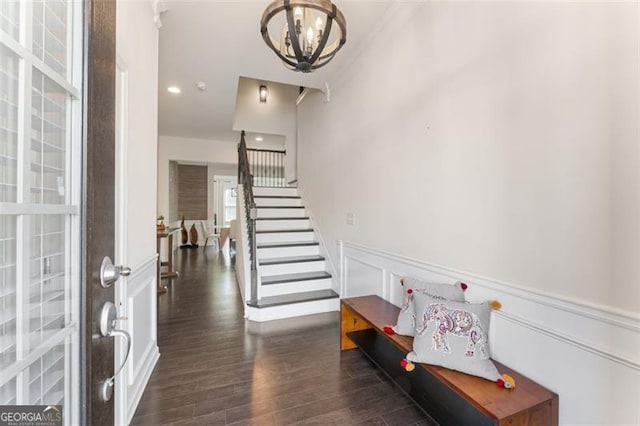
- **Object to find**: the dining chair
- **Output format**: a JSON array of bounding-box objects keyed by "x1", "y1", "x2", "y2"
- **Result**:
[{"x1": 201, "y1": 221, "x2": 220, "y2": 250}]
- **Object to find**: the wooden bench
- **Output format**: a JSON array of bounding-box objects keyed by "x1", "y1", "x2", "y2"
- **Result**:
[{"x1": 341, "y1": 295, "x2": 559, "y2": 425}]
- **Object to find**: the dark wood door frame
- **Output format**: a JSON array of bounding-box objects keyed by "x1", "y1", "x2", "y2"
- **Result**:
[{"x1": 81, "y1": 0, "x2": 117, "y2": 424}]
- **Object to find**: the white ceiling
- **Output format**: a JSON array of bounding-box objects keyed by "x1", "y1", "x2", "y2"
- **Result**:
[{"x1": 157, "y1": 1, "x2": 395, "y2": 142}]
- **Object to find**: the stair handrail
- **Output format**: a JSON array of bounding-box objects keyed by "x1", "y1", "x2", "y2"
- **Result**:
[{"x1": 238, "y1": 130, "x2": 258, "y2": 302}]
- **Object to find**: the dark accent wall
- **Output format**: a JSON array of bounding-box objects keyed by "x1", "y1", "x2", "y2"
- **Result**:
[
  {"x1": 177, "y1": 164, "x2": 207, "y2": 220},
  {"x1": 168, "y1": 160, "x2": 179, "y2": 222}
]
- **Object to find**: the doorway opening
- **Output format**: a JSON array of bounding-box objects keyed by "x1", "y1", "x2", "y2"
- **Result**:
[{"x1": 213, "y1": 175, "x2": 238, "y2": 230}]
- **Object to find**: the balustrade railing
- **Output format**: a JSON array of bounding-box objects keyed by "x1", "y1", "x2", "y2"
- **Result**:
[
  {"x1": 238, "y1": 131, "x2": 258, "y2": 302},
  {"x1": 247, "y1": 147, "x2": 286, "y2": 187}
]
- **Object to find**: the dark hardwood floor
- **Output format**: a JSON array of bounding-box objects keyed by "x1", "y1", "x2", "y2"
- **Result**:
[{"x1": 131, "y1": 247, "x2": 434, "y2": 425}]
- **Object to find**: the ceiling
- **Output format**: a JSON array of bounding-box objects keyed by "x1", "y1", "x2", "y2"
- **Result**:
[{"x1": 157, "y1": 0, "x2": 395, "y2": 142}]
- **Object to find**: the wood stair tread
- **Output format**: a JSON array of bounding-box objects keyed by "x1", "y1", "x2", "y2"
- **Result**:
[
  {"x1": 262, "y1": 271, "x2": 332, "y2": 285},
  {"x1": 259, "y1": 255, "x2": 325, "y2": 266},
  {"x1": 255, "y1": 217, "x2": 309, "y2": 221},
  {"x1": 257, "y1": 241, "x2": 319, "y2": 249},
  {"x1": 247, "y1": 289, "x2": 339, "y2": 309},
  {"x1": 256, "y1": 228, "x2": 314, "y2": 234},
  {"x1": 254, "y1": 195, "x2": 301, "y2": 199},
  {"x1": 257, "y1": 205, "x2": 305, "y2": 209}
]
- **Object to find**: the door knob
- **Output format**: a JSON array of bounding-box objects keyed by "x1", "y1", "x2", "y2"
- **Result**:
[
  {"x1": 98, "y1": 301, "x2": 131, "y2": 402},
  {"x1": 100, "y1": 256, "x2": 131, "y2": 288}
]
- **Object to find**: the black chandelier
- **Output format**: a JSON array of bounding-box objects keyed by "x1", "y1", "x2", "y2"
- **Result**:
[{"x1": 260, "y1": 0, "x2": 347, "y2": 73}]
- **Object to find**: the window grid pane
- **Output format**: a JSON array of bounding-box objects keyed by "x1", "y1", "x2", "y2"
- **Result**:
[
  {"x1": 29, "y1": 215, "x2": 66, "y2": 350},
  {"x1": 31, "y1": 69, "x2": 67, "y2": 205},
  {"x1": 0, "y1": 216, "x2": 17, "y2": 372},
  {"x1": 0, "y1": 377, "x2": 16, "y2": 405},
  {"x1": 27, "y1": 342, "x2": 66, "y2": 406},
  {"x1": 32, "y1": 0, "x2": 68, "y2": 77},
  {"x1": 0, "y1": 1, "x2": 20, "y2": 42},
  {"x1": 0, "y1": 44, "x2": 19, "y2": 203}
]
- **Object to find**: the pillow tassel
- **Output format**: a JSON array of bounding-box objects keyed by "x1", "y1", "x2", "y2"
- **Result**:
[
  {"x1": 400, "y1": 358, "x2": 415, "y2": 372},
  {"x1": 496, "y1": 374, "x2": 516, "y2": 389}
]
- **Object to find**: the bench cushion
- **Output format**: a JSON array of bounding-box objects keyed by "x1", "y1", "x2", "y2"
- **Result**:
[{"x1": 407, "y1": 291, "x2": 501, "y2": 382}]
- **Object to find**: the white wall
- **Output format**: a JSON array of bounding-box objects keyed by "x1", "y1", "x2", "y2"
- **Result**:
[
  {"x1": 116, "y1": 1, "x2": 160, "y2": 424},
  {"x1": 157, "y1": 135, "x2": 237, "y2": 224},
  {"x1": 298, "y1": 1, "x2": 639, "y2": 314},
  {"x1": 233, "y1": 77, "x2": 299, "y2": 182},
  {"x1": 298, "y1": 3, "x2": 639, "y2": 423}
]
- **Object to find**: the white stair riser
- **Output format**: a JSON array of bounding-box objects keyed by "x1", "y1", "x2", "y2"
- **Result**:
[
  {"x1": 252, "y1": 178, "x2": 287, "y2": 188},
  {"x1": 256, "y1": 219, "x2": 310, "y2": 230},
  {"x1": 256, "y1": 232, "x2": 315, "y2": 244},
  {"x1": 246, "y1": 298, "x2": 340, "y2": 322},
  {"x1": 254, "y1": 198, "x2": 302, "y2": 207},
  {"x1": 259, "y1": 260, "x2": 326, "y2": 276},
  {"x1": 253, "y1": 187, "x2": 299, "y2": 197},
  {"x1": 260, "y1": 278, "x2": 332, "y2": 297},
  {"x1": 257, "y1": 208, "x2": 306, "y2": 218},
  {"x1": 257, "y1": 245, "x2": 319, "y2": 258}
]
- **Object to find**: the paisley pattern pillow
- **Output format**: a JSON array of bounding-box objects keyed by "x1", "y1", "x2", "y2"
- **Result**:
[
  {"x1": 406, "y1": 291, "x2": 501, "y2": 382},
  {"x1": 392, "y1": 278, "x2": 466, "y2": 336}
]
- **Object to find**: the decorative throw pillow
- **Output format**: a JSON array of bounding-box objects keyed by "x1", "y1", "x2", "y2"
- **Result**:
[
  {"x1": 406, "y1": 291, "x2": 501, "y2": 382},
  {"x1": 390, "y1": 278, "x2": 466, "y2": 336}
]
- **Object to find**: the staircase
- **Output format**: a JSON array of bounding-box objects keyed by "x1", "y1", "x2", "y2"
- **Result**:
[{"x1": 245, "y1": 186, "x2": 339, "y2": 322}]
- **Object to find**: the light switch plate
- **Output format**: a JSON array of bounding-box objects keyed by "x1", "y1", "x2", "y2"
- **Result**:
[{"x1": 347, "y1": 212, "x2": 355, "y2": 225}]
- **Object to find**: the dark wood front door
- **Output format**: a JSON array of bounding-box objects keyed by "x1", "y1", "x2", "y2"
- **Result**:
[{"x1": 82, "y1": 0, "x2": 117, "y2": 424}]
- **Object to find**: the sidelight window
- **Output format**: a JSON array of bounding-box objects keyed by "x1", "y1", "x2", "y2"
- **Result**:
[{"x1": 0, "y1": 1, "x2": 82, "y2": 424}]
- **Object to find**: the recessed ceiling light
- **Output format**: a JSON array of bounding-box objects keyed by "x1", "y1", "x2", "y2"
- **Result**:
[
  {"x1": 167, "y1": 86, "x2": 181, "y2": 94},
  {"x1": 255, "y1": 137, "x2": 263, "y2": 142}
]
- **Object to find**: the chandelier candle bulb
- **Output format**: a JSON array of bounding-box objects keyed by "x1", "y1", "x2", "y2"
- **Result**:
[{"x1": 306, "y1": 27, "x2": 314, "y2": 52}]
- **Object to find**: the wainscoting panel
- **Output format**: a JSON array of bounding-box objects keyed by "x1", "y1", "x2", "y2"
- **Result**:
[
  {"x1": 119, "y1": 255, "x2": 160, "y2": 425},
  {"x1": 342, "y1": 256, "x2": 385, "y2": 298},
  {"x1": 388, "y1": 273, "x2": 405, "y2": 307},
  {"x1": 337, "y1": 241, "x2": 640, "y2": 424}
]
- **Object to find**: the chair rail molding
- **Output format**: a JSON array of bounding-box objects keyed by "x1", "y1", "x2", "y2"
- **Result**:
[{"x1": 337, "y1": 240, "x2": 640, "y2": 425}]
